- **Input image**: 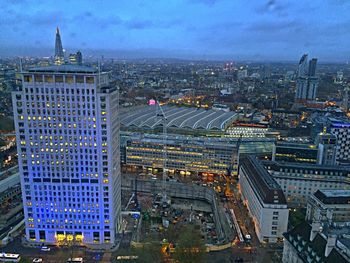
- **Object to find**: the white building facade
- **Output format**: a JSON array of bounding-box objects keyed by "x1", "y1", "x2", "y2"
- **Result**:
[
  {"x1": 12, "y1": 65, "x2": 121, "y2": 246},
  {"x1": 264, "y1": 161, "x2": 350, "y2": 206},
  {"x1": 239, "y1": 156, "x2": 289, "y2": 243}
]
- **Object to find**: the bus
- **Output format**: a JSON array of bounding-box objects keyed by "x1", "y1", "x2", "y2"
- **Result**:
[
  {"x1": 0, "y1": 253, "x2": 21, "y2": 262},
  {"x1": 66, "y1": 258, "x2": 83, "y2": 263}
]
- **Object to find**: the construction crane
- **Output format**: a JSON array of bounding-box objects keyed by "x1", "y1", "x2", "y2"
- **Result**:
[{"x1": 156, "y1": 101, "x2": 169, "y2": 205}]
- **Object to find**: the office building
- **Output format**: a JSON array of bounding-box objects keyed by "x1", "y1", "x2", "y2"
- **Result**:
[
  {"x1": 311, "y1": 116, "x2": 350, "y2": 164},
  {"x1": 306, "y1": 189, "x2": 350, "y2": 224},
  {"x1": 316, "y1": 130, "x2": 337, "y2": 165},
  {"x1": 12, "y1": 64, "x2": 121, "y2": 246},
  {"x1": 295, "y1": 54, "x2": 318, "y2": 102},
  {"x1": 124, "y1": 133, "x2": 239, "y2": 175},
  {"x1": 273, "y1": 132, "x2": 337, "y2": 166},
  {"x1": 54, "y1": 28, "x2": 64, "y2": 65},
  {"x1": 264, "y1": 161, "x2": 350, "y2": 206},
  {"x1": 239, "y1": 156, "x2": 289, "y2": 243},
  {"x1": 69, "y1": 51, "x2": 83, "y2": 65},
  {"x1": 122, "y1": 132, "x2": 275, "y2": 176},
  {"x1": 272, "y1": 141, "x2": 319, "y2": 163},
  {"x1": 328, "y1": 119, "x2": 350, "y2": 165}
]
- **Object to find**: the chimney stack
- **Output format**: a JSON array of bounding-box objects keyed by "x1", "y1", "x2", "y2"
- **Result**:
[
  {"x1": 310, "y1": 221, "x2": 321, "y2": 242},
  {"x1": 325, "y1": 234, "x2": 337, "y2": 257}
]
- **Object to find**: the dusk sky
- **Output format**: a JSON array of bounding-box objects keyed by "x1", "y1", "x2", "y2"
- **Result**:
[{"x1": 0, "y1": 0, "x2": 349, "y2": 61}]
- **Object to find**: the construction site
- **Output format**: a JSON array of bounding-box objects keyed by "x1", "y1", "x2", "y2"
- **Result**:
[{"x1": 120, "y1": 177, "x2": 236, "y2": 246}]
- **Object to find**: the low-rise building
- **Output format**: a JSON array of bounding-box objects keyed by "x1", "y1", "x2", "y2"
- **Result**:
[
  {"x1": 272, "y1": 142, "x2": 319, "y2": 163},
  {"x1": 125, "y1": 133, "x2": 239, "y2": 175},
  {"x1": 306, "y1": 189, "x2": 350, "y2": 224},
  {"x1": 264, "y1": 161, "x2": 350, "y2": 206},
  {"x1": 122, "y1": 132, "x2": 275, "y2": 176},
  {"x1": 283, "y1": 222, "x2": 350, "y2": 263},
  {"x1": 239, "y1": 156, "x2": 289, "y2": 243}
]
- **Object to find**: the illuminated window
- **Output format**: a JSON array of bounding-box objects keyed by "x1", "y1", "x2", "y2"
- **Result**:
[
  {"x1": 86, "y1": 76, "x2": 95, "y2": 84},
  {"x1": 65, "y1": 76, "x2": 74, "y2": 83},
  {"x1": 24, "y1": 75, "x2": 32, "y2": 82},
  {"x1": 34, "y1": 74, "x2": 43, "y2": 82},
  {"x1": 44, "y1": 75, "x2": 54, "y2": 83},
  {"x1": 55, "y1": 75, "x2": 63, "y2": 83},
  {"x1": 76, "y1": 76, "x2": 84, "y2": 83}
]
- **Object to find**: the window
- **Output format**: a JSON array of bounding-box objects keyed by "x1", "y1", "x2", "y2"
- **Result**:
[
  {"x1": 34, "y1": 74, "x2": 43, "y2": 82},
  {"x1": 86, "y1": 76, "x2": 94, "y2": 84},
  {"x1": 55, "y1": 75, "x2": 63, "y2": 83},
  {"x1": 66, "y1": 76, "x2": 74, "y2": 83},
  {"x1": 76, "y1": 76, "x2": 84, "y2": 83},
  {"x1": 29, "y1": 230, "x2": 35, "y2": 239},
  {"x1": 39, "y1": 230, "x2": 46, "y2": 240},
  {"x1": 45, "y1": 75, "x2": 54, "y2": 83},
  {"x1": 24, "y1": 75, "x2": 32, "y2": 82}
]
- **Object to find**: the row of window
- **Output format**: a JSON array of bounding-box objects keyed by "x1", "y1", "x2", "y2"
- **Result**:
[{"x1": 24, "y1": 75, "x2": 95, "y2": 84}]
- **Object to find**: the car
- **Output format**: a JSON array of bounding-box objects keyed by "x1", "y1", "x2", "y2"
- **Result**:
[
  {"x1": 33, "y1": 258, "x2": 43, "y2": 263},
  {"x1": 41, "y1": 246, "x2": 51, "y2": 251}
]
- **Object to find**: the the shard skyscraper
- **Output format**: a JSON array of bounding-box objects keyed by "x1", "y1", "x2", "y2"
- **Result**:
[{"x1": 54, "y1": 27, "x2": 64, "y2": 65}]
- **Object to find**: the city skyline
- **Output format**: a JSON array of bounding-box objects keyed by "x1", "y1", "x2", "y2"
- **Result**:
[
  {"x1": 0, "y1": 0, "x2": 350, "y2": 62},
  {"x1": 1, "y1": 0, "x2": 350, "y2": 261}
]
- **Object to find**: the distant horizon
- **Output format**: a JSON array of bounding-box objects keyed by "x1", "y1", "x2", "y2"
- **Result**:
[
  {"x1": 0, "y1": 45, "x2": 349, "y2": 64},
  {"x1": 1, "y1": 0, "x2": 349, "y2": 63}
]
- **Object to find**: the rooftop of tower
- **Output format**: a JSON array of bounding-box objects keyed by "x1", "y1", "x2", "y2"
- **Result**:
[{"x1": 27, "y1": 64, "x2": 98, "y2": 74}]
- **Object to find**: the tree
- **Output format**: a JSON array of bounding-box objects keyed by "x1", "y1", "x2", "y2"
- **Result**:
[
  {"x1": 132, "y1": 242, "x2": 164, "y2": 263},
  {"x1": 19, "y1": 258, "x2": 31, "y2": 263},
  {"x1": 172, "y1": 225, "x2": 207, "y2": 263}
]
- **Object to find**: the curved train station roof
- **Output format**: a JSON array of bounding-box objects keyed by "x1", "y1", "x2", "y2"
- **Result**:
[{"x1": 120, "y1": 105, "x2": 238, "y2": 131}]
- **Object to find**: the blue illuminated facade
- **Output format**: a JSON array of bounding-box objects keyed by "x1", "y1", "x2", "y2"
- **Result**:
[{"x1": 12, "y1": 65, "x2": 121, "y2": 247}]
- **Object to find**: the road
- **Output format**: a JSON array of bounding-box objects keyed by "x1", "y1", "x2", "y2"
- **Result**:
[{"x1": 1, "y1": 237, "x2": 102, "y2": 263}]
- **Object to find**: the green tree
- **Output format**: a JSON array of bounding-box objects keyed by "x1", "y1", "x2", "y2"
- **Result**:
[
  {"x1": 19, "y1": 258, "x2": 31, "y2": 263},
  {"x1": 132, "y1": 242, "x2": 164, "y2": 263},
  {"x1": 173, "y1": 225, "x2": 207, "y2": 263}
]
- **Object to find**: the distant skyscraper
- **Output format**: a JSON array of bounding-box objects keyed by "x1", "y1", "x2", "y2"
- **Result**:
[
  {"x1": 69, "y1": 51, "x2": 83, "y2": 65},
  {"x1": 12, "y1": 64, "x2": 121, "y2": 247},
  {"x1": 54, "y1": 27, "x2": 64, "y2": 65},
  {"x1": 308, "y1": 58, "x2": 317, "y2": 77},
  {"x1": 295, "y1": 54, "x2": 318, "y2": 102},
  {"x1": 69, "y1": 53, "x2": 77, "y2": 64},
  {"x1": 297, "y1": 54, "x2": 308, "y2": 78},
  {"x1": 76, "y1": 51, "x2": 82, "y2": 65}
]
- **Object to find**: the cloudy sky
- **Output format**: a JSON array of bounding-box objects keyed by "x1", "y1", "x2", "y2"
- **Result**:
[{"x1": 0, "y1": 0, "x2": 349, "y2": 61}]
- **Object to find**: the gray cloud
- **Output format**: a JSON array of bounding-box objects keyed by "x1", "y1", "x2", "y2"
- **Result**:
[
  {"x1": 249, "y1": 20, "x2": 301, "y2": 33},
  {"x1": 255, "y1": 0, "x2": 289, "y2": 16},
  {"x1": 124, "y1": 19, "x2": 154, "y2": 29}
]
